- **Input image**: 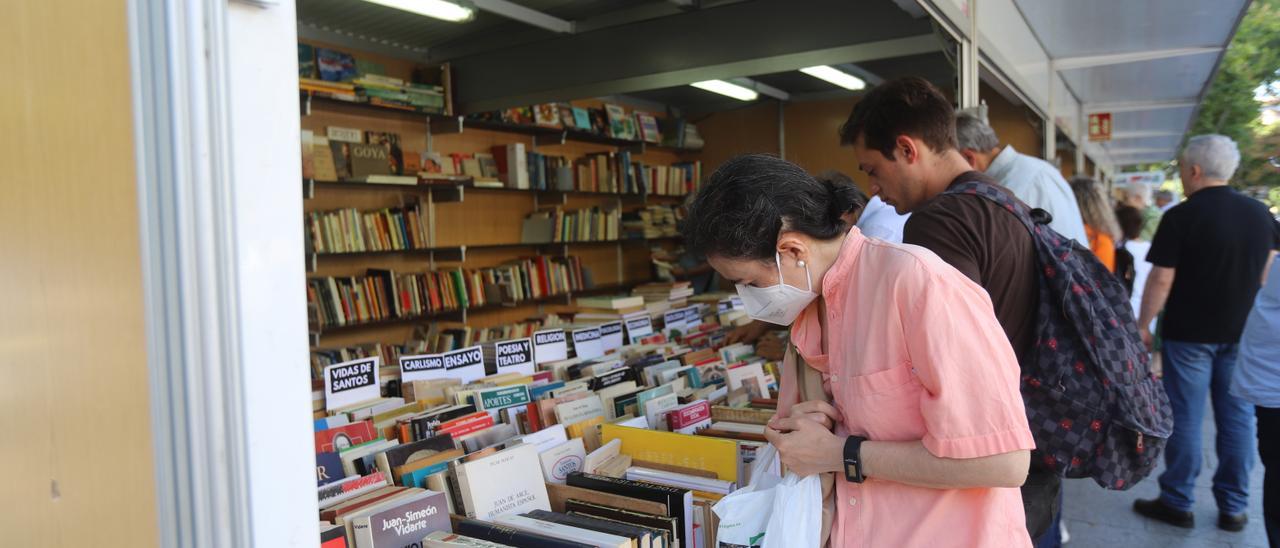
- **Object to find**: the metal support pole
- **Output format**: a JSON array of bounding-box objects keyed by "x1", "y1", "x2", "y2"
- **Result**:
[
  {"x1": 1075, "y1": 110, "x2": 1086, "y2": 177},
  {"x1": 777, "y1": 101, "x2": 786, "y2": 160},
  {"x1": 1044, "y1": 61, "x2": 1055, "y2": 161},
  {"x1": 959, "y1": 0, "x2": 980, "y2": 108}
]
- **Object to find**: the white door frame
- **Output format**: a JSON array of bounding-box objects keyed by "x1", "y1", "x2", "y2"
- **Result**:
[{"x1": 128, "y1": 0, "x2": 317, "y2": 545}]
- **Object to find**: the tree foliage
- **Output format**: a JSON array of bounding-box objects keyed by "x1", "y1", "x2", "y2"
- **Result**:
[{"x1": 1190, "y1": 0, "x2": 1280, "y2": 188}]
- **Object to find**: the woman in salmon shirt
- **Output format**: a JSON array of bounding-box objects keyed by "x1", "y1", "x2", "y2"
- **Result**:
[
  {"x1": 681, "y1": 154, "x2": 1036, "y2": 547},
  {"x1": 1069, "y1": 176, "x2": 1121, "y2": 272}
]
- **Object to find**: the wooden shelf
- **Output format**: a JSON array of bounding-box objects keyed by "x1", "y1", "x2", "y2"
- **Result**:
[
  {"x1": 304, "y1": 178, "x2": 690, "y2": 202},
  {"x1": 301, "y1": 91, "x2": 445, "y2": 119},
  {"x1": 311, "y1": 237, "x2": 681, "y2": 260},
  {"x1": 427, "y1": 115, "x2": 702, "y2": 153},
  {"x1": 309, "y1": 282, "x2": 637, "y2": 334}
]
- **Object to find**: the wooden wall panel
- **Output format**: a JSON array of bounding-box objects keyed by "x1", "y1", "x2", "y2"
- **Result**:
[
  {"x1": 783, "y1": 96, "x2": 869, "y2": 192},
  {"x1": 982, "y1": 82, "x2": 1043, "y2": 159},
  {"x1": 692, "y1": 102, "x2": 781, "y2": 175},
  {"x1": 0, "y1": 0, "x2": 159, "y2": 545}
]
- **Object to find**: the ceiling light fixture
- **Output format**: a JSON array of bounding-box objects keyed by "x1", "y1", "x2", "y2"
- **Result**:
[
  {"x1": 690, "y1": 80, "x2": 759, "y2": 101},
  {"x1": 363, "y1": 0, "x2": 475, "y2": 22},
  {"x1": 800, "y1": 65, "x2": 867, "y2": 91}
]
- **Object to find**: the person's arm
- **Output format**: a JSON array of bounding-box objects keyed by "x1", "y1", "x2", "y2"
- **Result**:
[
  {"x1": 1137, "y1": 267, "x2": 1174, "y2": 349},
  {"x1": 765, "y1": 411, "x2": 1028, "y2": 489}
]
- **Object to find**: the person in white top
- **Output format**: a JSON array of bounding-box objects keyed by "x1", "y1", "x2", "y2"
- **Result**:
[
  {"x1": 954, "y1": 113, "x2": 1090, "y2": 247},
  {"x1": 725, "y1": 170, "x2": 909, "y2": 344}
]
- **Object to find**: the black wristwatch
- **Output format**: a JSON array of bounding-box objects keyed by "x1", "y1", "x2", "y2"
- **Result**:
[{"x1": 843, "y1": 435, "x2": 867, "y2": 483}]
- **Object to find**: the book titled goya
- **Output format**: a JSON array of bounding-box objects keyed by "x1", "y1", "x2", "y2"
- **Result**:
[{"x1": 452, "y1": 443, "x2": 551, "y2": 520}]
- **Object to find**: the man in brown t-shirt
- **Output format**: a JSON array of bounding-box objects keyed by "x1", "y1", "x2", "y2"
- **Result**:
[{"x1": 838, "y1": 77, "x2": 1055, "y2": 544}]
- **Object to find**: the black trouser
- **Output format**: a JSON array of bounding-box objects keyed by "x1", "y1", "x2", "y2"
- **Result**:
[
  {"x1": 1022, "y1": 467, "x2": 1062, "y2": 539},
  {"x1": 1259, "y1": 406, "x2": 1279, "y2": 548}
]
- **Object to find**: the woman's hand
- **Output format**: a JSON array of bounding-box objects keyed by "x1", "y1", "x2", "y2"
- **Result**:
[
  {"x1": 773, "y1": 400, "x2": 841, "y2": 430},
  {"x1": 764, "y1": 416, "x2": 845, "y2": 477}
]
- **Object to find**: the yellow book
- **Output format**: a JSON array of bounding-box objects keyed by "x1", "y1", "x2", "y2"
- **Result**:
[
  {"x1": 566, "y1": 415, "x2": 606, "y2": 452},
  {"x1": 601, "y1": 424, "x2": 738, "y2": 483},
  {"x1": 372, "y1": 401, "x2": 429, "y2": 426}
]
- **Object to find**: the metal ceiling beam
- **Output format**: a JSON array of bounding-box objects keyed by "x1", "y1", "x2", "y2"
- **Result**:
[
  {"x1": 471, "y1": 0, "x2": 574, "y2": 34},
  {"x1": 1050, "y1": 46, "x2": 1223, "y2": 71},
  {"x1": 728, "y1": 78, "x2": 790, "y2": 101},
  {"x1": 1085, "y1": 100, "x2": 1199, "y2": 113},
  {"x1": 447, "y1": 0, "x2": 937, "y2": 112}
]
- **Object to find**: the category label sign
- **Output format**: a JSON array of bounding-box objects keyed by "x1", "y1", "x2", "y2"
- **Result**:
[
  {"x1": 572, "y1": 327, "x2": 604, "y2": 360},
  {"x1": 624, "y1": 312, "x2": 654, "y2": 344},
  {"x1": 663, "y1": 308, "x2": 687, "y2": 335},
  {"x1": 493, "y1": 338, "x2": 535, "y2": 376},
  {"x1": 441, "y1": 345, "x2": 486, "y2": 383},
  {"x1": 399, "y1": 353, "x2": 444, "y2": 383},
  {"x1": 534, "y1": 329, "x2": 568, "y2": 364},
  {"x1": 324, "y1": 357, "x2": 380, "y2": 411},
  {"x1": 599, "y1": 321, "x2": 624, "y2": 352},
  {"x1": 682, "y1": 305, "x2": 703, "y2": 329}
]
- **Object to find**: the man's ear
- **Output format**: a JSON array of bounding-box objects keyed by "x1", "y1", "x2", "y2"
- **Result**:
[
  {"x1": 959, "y1": 149, "x2": 979, "y2": 169},
  {"x1": 896, "y1": 135, "x2": 920, "y2": 164}
]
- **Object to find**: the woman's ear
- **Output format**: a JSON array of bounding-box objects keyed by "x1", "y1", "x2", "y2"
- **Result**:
[{"x1": 776, "y1": 232, "x2": 809, "y2": 267}]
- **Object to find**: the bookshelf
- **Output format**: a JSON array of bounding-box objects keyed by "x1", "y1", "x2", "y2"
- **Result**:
[{"x1": 301, "y1": 52, "x2": 701, "y2": 354}]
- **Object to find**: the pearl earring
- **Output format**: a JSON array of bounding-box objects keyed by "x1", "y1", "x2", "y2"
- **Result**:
[{"x1": 797, "y1": 260, "x2": 806, "y2": 267}]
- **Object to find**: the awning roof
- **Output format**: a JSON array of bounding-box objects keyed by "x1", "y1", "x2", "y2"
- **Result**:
[{"x1": 1011, "y1": 0, "x2": 1251, "y2": 168}]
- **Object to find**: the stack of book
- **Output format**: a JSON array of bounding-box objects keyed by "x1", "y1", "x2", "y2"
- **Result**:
[
  {"x1": 308, "y1": 257, "x2": 588, "y2": 328},
  {"x1": 622, "y1": 206, "x2": 679, "y2": 240},
  {"x1": 302, "y1": 77, "x2": 359, "y2": 102},
  {"x1": 308, "y1": 205, "x2": 431, "y2": 254},
  {"x1": 313, "y1": 293, "x2": 780, "y2": 547},
  {"x1": 352, "y1": 74, "x2": 446, "y2": 114},
  {"x1": 631, "y1": 282, "x2": 695, "y2": 318}
]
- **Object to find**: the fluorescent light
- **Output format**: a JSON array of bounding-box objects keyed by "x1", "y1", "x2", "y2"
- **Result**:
[
  {"x1": 690, "y1": 80, "x2": 759, "y2": 101},
  {"x1": 800, "y1": 65, "x2": 867, "y2": 91},
  {"x1": 363, "y1": 0, "x2": 475, "y2": 22}
]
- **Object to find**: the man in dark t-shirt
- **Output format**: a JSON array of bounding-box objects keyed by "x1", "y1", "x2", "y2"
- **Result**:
[
  {"x1": 1132, "y1": 134, "x2": 1280, "y2": 532},
  {"x1": 838, "y1": 78, "x2": 1054, "y2": 545}
]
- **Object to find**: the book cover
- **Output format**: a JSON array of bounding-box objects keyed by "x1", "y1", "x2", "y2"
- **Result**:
[
  {"x1": 635, "y1": 112, "x2": 661, "y2": 144},
  {"x1": 321, "y1": 523, "x2": 348, "y2": 548},
  {"x1": 453, "y1": 444, "x2": 550, "y2": 520},
  {"x1": 604, "y1": 104, "x2": 636, "y2": 140},
  {"x1": 539, "y1": 438, "x2": 587, "y2": 484},
  {"x1": 329, "y1": 140, "x2": 354, "y2": 180},
  {"x1": 316, "y1": 421, "x2": 377, "y2": 453},
  {"x1": 298, "y1": 43, "x2": 317, "y2": 79},
  {"x1": 422, "y1": 531, "x2": 510, "y2": 548},
  {"x1": 301, "y1": 130, "x2": 316, "y2": 179},
  {"x1": 589, "y1": 108, "x2": 609, "y2": 136},
  {"x1": 572, "y1": 107, "x2": 592, "y2": 131},
  {"x1": 355, "y1": 489, "x2": 452, "y2": 547},
  {"x1": 312, "y1": 136, "x2": 339, "y2": 180},
  {"x1": 455, "y1": 518, "x2": 595, "y2": 548},
  {"x1": 534, "y1": 103, "x2": 562, "y2": 127},
  {"x1": 365, "y1": 131, "x2": 404, "y2": 176},
  {"x1": 546, "y1": 483, "x2": 668, "y2": 516},
  {"x1": 377, "y1": 434, "x2": 455, "y2": 479},
  {"x1": 493, "y1": 514, "x2": 630, "y2": 548},
  {"x1": 350, "y1": 142, "x2": 391, "y2": 180},
  {"x1": 565, "y1": 499, "x2": 678, "y2": 548},
  {"x1": 554, "y1": 395, "x2": 604, "y2": 426},
  {"x1": 317, "y1": 451, "x2": 347, "y2": 486},
  {"x1": 559, "y1": 104, "x2": 577, "y2": 129},
  {"x1": 523, "y1": 509, "x2": 653, "y2": 548},
  {"x1": 600, "y1": 424, "x2": 737, "y2": 484},
  {"x1": 317, "y1": 48, "x2": 357, "y2": 82}
]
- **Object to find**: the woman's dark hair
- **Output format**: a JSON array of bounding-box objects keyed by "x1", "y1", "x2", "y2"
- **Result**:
[
  {"x1": 1114, "y1": 204, "x2": 1144, "y2": 241},
  {"x1": 680, "y1": 154, "x2": 861, "y2": 261}
]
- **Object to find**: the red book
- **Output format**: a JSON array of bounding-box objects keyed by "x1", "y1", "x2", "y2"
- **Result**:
[
  {"x1": 437, "y1": 412, "x2": 495, "y2": 437},
  {"x1": 315, "y1": 420, "x2": 377, "y2": 453},
  {"x1": 667, "y1": 400, "x2": 711, "y2": 430}
]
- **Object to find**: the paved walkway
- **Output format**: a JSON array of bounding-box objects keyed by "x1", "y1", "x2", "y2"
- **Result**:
[{"x1": 1062, "y1": 404, "x2": 1269, "y2": 547}]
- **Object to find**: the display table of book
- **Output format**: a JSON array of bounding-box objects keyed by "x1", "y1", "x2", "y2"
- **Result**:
[{"x1": 314, "y1": 288, "x2": 773, "y2": 548}]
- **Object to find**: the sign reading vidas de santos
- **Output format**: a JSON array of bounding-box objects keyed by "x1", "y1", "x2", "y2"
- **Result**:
[
  {"x1": 325, "y1": 357, "x2": 380, "y2": 411},
  {"x1": 493, "y1": 338, "x2": 535, "y2": 376},
  {"x1": 572, "y1": 326, "x2": 604, "y2": 360},
  {"x1": 399, "y1": 353, "x2": 445, "y2": 383},
  {"x1": 441, "y1": 345, "x2": 486, "y2": 383},
  {"x1": 533, "y1": 329, "x2": 567, "y2": 364}
]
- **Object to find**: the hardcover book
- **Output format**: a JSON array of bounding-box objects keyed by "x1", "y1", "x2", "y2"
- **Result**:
[
  {"x1": 567, "y1": 472, "x2": 692, "y2": 548},
  {"x1": 455, "y1": 517, "x2": 595, "y2": 548},
  {"x1": 315, "y1": 421, "x2": 377, "y2": 453},
  {"x1": 539, "y1": 438, "x2": 587, "y2": 484},
  {"x1": 350, "y1": 142, "x2": 391, "y2": 180},
  {"x1": 351, "y1": 489, "x2": 452, "y2": 547},
  {"x1": 604, "y1": 104, "x2": 636, "y2": 140},
  {"x1": 329, "y1": 140, "x2": 354, "y2": 181},
  {"x1": 317, "y1": 47, "x2": 357, "y2": 82},
  {"x1": 493, "y1": 514, "x2": 630, "y2": 548}
]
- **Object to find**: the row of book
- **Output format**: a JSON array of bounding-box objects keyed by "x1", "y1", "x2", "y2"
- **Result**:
[
  {"x1": 521, "y1": 207, "x2": 622, "y2": 244},
  {"x1": 308, "y1": 257, "x2": 588, "y2": 329},
  {"x1": 309, "y1": 205, "x2": 431, "y2": 254},
  {"x1": 621, "y1": 206, "x2": 679, "y2": 241},
  {"x1": 313, "y1": 293, "x2": 772, "y2": 548},
  {"x1": 468, "y1": 102, "x2": 703, "y2": 150},
  {"x1": 300, "y1": 43, "x2": 447, "y2": 114}
]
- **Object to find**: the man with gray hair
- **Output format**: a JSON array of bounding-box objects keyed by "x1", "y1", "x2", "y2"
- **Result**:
[
  {"x1": 1133, "y1": 134, "x2": 1280, "y2": 533},
  {"x1": 1120, "y1": 183, "x2": 1163, "y2": 241},
  {"x1": 955, "y1": 113, "x2": 1089, "y2": 247},
  {"x1": 1155, "y1": 189, "x2": 1178, "y2": 213}
]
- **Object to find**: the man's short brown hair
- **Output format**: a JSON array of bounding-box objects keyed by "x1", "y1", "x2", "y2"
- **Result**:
[{"x1": 838, "y1": 77, "x2": 957, "y2": 160}]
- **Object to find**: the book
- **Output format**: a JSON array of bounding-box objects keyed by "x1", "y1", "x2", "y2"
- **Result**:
[
  {"x1": 535, "y1": 103, "x2": 562, "y2": 127},
  {"x1": 350, "y1": 142, "x2": 392, "y2": 180},
  {"x1": 452, "y1": 443, "x2": 550, "y2": 520},
  {"x1": 316, "y1": 421, "x2": 378, "y2": 453},
  {"x1": 350, "y1": 489, "x2": 451, "y2": 547},
  {"x1": 455, "y1": 517, "x2": 595, "y2": 548},
  {"x1": 605, "y1": 104, "x2": 636, "y2": 140},
  {"x1": 559, "y1": 104, "x2": 577, "y2": 129},
  {"x1": 546, "y1": 483, "x2": 668, "y2": 516},
  {"x1": 317, "y1": 451, "x2": 347, "y2": 486},
  {"x1": 635, "y1": 113, "x2": 661, "y2": 144},
  {"x1": 319, "y1": 471, "x2": 390, "y2": 510},
  {"x1": 625, "y1": 467, "x2": 734, "y2": 495},
  {"x1": 422, "y1": 531, "x2": 510, "y2": 548},
  {"x1": 567, "y1": 472, "x2": 692, "y2": 548},
  {"x1": 318, "y1": 48, "x2": 357, "y2": 82},
  {"x1": 573, "y1": 107, "x2": 592, "y2": 131},
  {"x1": 565, "y1": 499, "x2": 678, "y2": 548},
  {"x1": 312, "y1": 136, "x2": 339, "y2": 180},
  {"x1": 376, "y1": 434, "x2": 454, "y2": 479},
  {"x1": 302, "y1": 130, "x2": 316, "y2": 179},
  {"x1": 666, "y1": 401, "x2": 712, "y2": 435},
  {"x1": 577, "y1": 295, "x2": 645, "y2": 310},
  {"x1": 600, "y1": 424, "x2": 737, "y2": 484},
  {"x1": 524, "y1": 509, "x2": 655, "y2": 548},
  {"x1": 299, "y1": 43, "x2": 317, "y2": 78},
  {"x1": 540, "y1": 438, "x2": 587, "y2": 484},
  {"x1": 321, "y1": 522, "x2": 348, "y2": 548},
  {"x1": 330, "y1": 140, "x2": 354, "y2": 180},
  {"x1": 582, "y1": 439, "x2": 621, "y2": 475},
  {"x1": 493, "y1": 514, "x2": 630, "y2": 548},
  {"x1": 555, "y1": 395, "x2": 605, "y2": 426}
]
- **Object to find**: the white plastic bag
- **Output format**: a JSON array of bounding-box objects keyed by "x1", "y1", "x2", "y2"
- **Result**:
[{"x1": 712, "y1": 444, "x2": 823, "y2": 548}]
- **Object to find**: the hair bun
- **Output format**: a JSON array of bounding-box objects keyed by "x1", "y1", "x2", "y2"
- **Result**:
[{"x1": 813, "y1": 170, "x2": 864, "y2": 225}]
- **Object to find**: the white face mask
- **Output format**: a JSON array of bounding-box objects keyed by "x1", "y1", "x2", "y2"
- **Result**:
[{"x1": 735, "y1": 253, "x2": 818, "y2": 326}]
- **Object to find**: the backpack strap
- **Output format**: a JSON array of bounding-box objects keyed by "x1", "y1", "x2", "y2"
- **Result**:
[{"x1": 943, "y1": 177, "x2": 1044, "y2": 233}]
